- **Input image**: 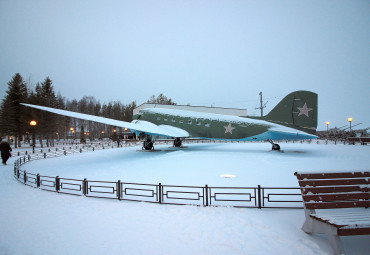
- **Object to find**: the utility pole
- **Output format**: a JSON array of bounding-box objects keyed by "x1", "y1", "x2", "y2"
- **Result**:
[{"x1": 255, "y1": 92, "x2": 267, "y2": 117}]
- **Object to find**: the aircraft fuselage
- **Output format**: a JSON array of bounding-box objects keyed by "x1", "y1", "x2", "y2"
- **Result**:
[{"x1": 134, "y1": 108, "x2": 315, "y2": 141}]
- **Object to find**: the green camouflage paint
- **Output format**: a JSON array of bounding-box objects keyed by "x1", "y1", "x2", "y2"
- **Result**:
[{"x1": 134, "y1": 91, "x2": 317, "y2": 138}]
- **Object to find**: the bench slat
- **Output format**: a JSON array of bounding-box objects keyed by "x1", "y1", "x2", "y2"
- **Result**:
[
  {"x1": 303, "y1": 192, "x2": 370, "y2": 202},
  {"x1": 298, "y1": 178, "x2": 369, "y2": 187},
  {"x1": 338, "y1": 227, "x2": 370, "y2": 236},
  {"x1": 313, "y1": 215, "x2": 370, "y2": 221},
  {"x1": 316, "y1": 213, "x2": 370, "y2": 218},
  {"x1": 302, "y1": 185, "x2": 369, "y2": 194},
  {"x1": 295, "y1": 172, "x2": 370, "y2": 180},
  {"x1": 305, "y1": 200, "x2": 370, "y2": 209},
  {"x1": 311, "y1": 216, "x2": 370, "y2": 224},
  {"x1": 310, "y1": 213, "x2": 370, "y2": 226}
]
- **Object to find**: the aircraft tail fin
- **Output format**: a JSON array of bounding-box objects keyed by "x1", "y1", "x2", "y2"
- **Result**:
[{"x1": 264, "y1": 90, "x2": 318, "y2": 135}]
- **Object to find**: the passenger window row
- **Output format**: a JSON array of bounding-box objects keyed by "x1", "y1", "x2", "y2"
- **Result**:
[{"x1": 156, "y1": 116, "x2": 210, "y2": 127}]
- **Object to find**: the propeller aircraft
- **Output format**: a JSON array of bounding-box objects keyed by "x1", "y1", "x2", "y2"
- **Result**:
[{"x1": 21, "y1": 90, "x2": 318, "y2": 151}]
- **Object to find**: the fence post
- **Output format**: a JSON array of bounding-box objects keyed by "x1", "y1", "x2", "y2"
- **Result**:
[
  {"x1": 83, "y1": 178, "x2": 88, "y2": 196},
  {"x1": 56, "y1": 176, "x2": 60, "y2": 192},
  {"x1": 117, "y1": 180, "x2": 121, "y2": 200},
  {"x1": 205, "y1": 185, "x2": 209, "y2": 206},
  {"x1": 37, "y1": 174, "x2": 40, "y2": 187},
  {"x1": 257, "y1": 185, "x2": 262, "y2": 209},
  {"x1": 44, "y1": 153, "x2": 46, "y2": 159},
  {"x1": 80, "y1": 148, "x2": 82, "y2": 153},
  {"x1": 64, "y1": 150, "x2": 66, "y2": 156},
  {"x1": 158, "y1": 183, "x2": 162, "y2": 204},
  {"x1": 24, "y1": 170, "x2": 27, "y2": 184}
]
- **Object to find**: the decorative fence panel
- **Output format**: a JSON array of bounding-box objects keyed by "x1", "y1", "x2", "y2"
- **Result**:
[
  {"x1": 260, "y1": 187, "x2": 303, "y2": 208},
  {"x1": 120, "y1": 182, "x2": 159, "y2": 203},
  {"x1": 208, "y1": 187, "x2": 258, "y2": 208},
  {"x1": 161, "y1": 185, "x2": 207, "y2": 206}
]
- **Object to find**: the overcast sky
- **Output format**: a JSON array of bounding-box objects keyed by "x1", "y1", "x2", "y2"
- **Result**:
[{"x1": 1, "y1": 0, "x2": 369, "y2": 131}]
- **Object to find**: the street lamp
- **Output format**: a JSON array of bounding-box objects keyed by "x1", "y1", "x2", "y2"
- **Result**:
[
  {"x1": 70, "y1": 127, "x2": 74, "y2": 142},
  {"x1": 325, "y1": 121, "x2": 330, "y2": 133},
  {"x1": 347, "y1": 118, "x2": 353, "y2": 132},
  {"x1": 30, "y1": 120, "x2": 37, "y2": 152}
]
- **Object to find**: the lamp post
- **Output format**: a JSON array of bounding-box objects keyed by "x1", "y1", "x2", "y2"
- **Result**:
[
  {"x1": 70, "y1": 127, "x2": 74, "y2": 142},
  {"x1": 325, "y1": 121, "x2": 330, "y2": 133},
  {"x1": 30, "y1": 120, "x2": 37, "y2": 153},
  {"x1": 347, "y1": 118, "x2": 353, "y2": 132}
]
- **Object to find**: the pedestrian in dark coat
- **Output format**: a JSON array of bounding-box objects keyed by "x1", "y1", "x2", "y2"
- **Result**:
[{"x1": 0, "y1": 138, "x2": 12, "y2": 165}]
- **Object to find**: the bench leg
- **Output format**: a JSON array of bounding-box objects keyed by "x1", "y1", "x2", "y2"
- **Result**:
[
  {"x1": 302, "y1": 218, "x2": 313, "y2": 233},
  {"x1": 309, "y1": 218, "x2": 346, "y2": 255},
  {"x1": 326, "y1": 233, "x2": 345, "y2": 255},
  {"x1": 302, "y1": 209, "x2": 315, "y2": 233}
]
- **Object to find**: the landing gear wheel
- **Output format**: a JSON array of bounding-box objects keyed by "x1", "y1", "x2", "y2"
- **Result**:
[
  {"x1": 173, "y1": 138, "x2": 182, "y2": 147},
  {"x1": 143, "y1": 138, "x2": 154, "y2": 150},
  {"x1": 272, "y1": 144, "x2": 280, "y2": 151}
]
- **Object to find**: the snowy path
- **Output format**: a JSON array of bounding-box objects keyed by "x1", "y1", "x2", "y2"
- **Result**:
[{"x1": 1, "y1": 142, "x2": 369, "y2": 254}]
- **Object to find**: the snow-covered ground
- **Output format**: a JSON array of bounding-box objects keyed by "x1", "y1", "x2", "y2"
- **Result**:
[{"x1": 1, "y1": 142, "x2": 369, "y2": 254}]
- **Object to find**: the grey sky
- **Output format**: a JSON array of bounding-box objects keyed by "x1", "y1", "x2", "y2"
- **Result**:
[{"x1": 1, "y1": 0, "x2": 369, "y2": 131}]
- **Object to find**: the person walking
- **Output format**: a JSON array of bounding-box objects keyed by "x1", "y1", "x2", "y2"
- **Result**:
[{"x1": 0, "y1": 138, "x2": 12, "y2": 165}]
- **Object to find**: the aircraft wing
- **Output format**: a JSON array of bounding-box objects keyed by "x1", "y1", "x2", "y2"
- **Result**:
[{"x1": 21, "y1": 103, "x2": 190, "y2": 138}]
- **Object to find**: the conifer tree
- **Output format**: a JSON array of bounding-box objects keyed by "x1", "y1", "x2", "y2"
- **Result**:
[
  {"x1": 0, "y1": 73, "x2": 28, "y2": 147},
  {"x1": 35, "y1": 77, "x2": 58, "y2": 146}
]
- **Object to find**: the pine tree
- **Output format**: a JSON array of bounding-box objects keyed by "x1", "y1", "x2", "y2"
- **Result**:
[
  {"x1": 0, "y1": 73, "x2": 28, "y2": 147},
  {"x1": 34, "y1": 77, "x2": 58, "y2": 146}
]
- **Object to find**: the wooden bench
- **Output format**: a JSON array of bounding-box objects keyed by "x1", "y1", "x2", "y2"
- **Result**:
[{"x1": 294, "y1": 171, "x2": 370, "y2": 255}]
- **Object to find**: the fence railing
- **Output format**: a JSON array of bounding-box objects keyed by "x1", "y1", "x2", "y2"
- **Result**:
[{"x1": 13, "y1": 145, "x2": 304, "y2": 208}]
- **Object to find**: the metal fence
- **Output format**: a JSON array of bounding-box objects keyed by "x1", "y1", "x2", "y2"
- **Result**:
[
  {"x1": 12, "y1": 138, "x2": 365, "y2": 208},
  {"x1": 14, "y1": 153, "x2": 303, "y2": 208}
]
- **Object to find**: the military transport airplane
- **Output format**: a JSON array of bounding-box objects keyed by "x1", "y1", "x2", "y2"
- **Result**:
[{"x1": 21, "y1": 90, "x2": 317, "y2": 151}]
